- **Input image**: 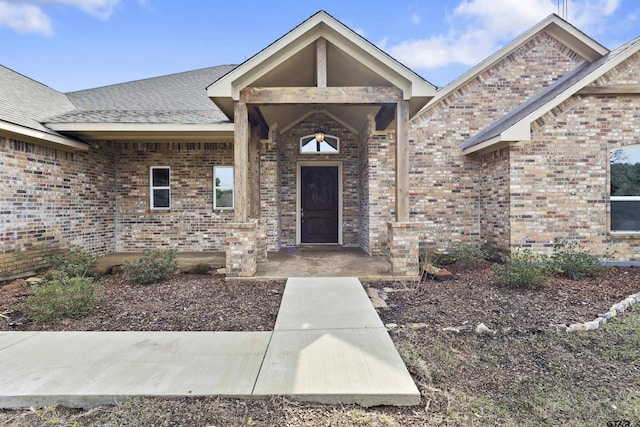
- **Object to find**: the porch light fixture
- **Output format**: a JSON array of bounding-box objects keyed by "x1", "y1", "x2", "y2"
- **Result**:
[
  {"x1": 314, "y1": 127, "x2": 326, "y2": 143},
  {"x1": 314, "y1": 109, "x2": 325, "y2": 142}
]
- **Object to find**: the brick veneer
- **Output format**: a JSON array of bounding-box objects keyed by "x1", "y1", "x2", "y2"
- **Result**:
[
  {"x1": 410, "y1": 31, "x2": 588, "y2": 252},
  {"x1": 225, "y1": 222, "x2": 257, "y2": 277},
  {"x1": 505, "y1": 51, "x2": 640, "y2": 260},
  {"x1": 114, "y1": 142, "x2": 234, "y2": 252},
  {"x1": 278, "y1": 115, "x2": 361, "y2": 247},
  {"x1": 387, "y1": 222, "x2": 420, "y2": 277},
  {"x1": 0, "y1": 138, "x2": 115, "y2": 280}
]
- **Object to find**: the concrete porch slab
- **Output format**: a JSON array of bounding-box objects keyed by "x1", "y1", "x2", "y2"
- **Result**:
[
  {"x1": 253, "y1": 328, "x2": 420, "y2": 407},
  {"x1": 0, "y1": 331, "x2": 271, "y2": 408}
]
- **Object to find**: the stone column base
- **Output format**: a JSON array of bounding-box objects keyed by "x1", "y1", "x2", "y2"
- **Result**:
[
  {"x1": 254, "y1": 219, "x2": 268, "y2": 263},
  {"x1": 225, "y1": 222, "x2": 257, "y2": 277},
  {"x1": 387, "y1": 222, "x2": 420, "y2": 277}
]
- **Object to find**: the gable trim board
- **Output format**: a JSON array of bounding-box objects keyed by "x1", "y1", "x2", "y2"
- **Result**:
[
  {"x1": 418, "y1": 14, "x2": 609, "y2": 119},
  {"x1": 461, "y1": 36, "x2": 640, "y2": 155}
]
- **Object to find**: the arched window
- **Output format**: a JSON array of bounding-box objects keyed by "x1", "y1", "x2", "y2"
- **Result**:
[
  {"x1": 300, "y1": 134, "x2": 339, "y2": 154},
  {"x1": 611, "y1": 145, "x2": 640, "y2": 232}
]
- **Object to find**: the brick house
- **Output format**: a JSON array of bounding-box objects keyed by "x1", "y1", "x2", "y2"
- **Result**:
[{"x1": 1, "y1": 11, "x2": 639, "y2": 280}]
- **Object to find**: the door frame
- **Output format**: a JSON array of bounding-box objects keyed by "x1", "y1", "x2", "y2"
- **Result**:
[{"x1": 296, "y1": 161, "x2": 343, "y2": 245}]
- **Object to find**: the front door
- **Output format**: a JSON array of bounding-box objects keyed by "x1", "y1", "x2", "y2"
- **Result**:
[{"x1": 300, "y1": 166, "x2": 339, "y2": 244}]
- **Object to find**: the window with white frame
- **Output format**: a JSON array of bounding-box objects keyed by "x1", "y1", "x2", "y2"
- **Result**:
[
  {"x1": 214, "y1": 166, "x2": 234, "y2": 209},
  {"x1": 611, "y1": 146, "x2": 640, "y2": 232},
  {"x1": 300, "y1": 134, "x2": 339, "y2": 153},
  {"x1": 150, "y1": 166, "x2": 170, "y2": 210}
]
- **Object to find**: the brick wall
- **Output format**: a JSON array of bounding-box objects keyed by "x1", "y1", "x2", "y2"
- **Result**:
[
  {"x1": 479, "y1": 148, "x2": 511, "y2": 249},
  {"x1": 278, "y1": 115, "x2": 360, "y2": 246},
  {"x1": 410, "y1": 31, "x2": 588, "y2": 252},
  {"x1": 508, "y1": 51, "x2": 640, "y2": 260},
  {"x1": 0, "y1": 137, "x2": 115, "y2": 279},
  {"x1": 114, "y1": 142, "x2": 234, "y2": 252}
]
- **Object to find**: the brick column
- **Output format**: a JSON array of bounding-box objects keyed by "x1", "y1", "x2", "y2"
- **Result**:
[
  {"x1": 225, "y1": 222, "x2": 257, "y2": 277},
  {"x1": 387, "y1": 222, "x2": 420, "y2": 278}
]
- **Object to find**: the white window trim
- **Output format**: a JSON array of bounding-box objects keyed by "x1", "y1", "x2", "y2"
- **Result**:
[
  {"x1": 300, "y1": 134, "x2": 340, "y2": 154},
  {"x1": 214, "y1": 166, "x2": 234, "y2": 210},
  {"x1": 150, "y1": 166, "x2": 171, "y2": 210}
]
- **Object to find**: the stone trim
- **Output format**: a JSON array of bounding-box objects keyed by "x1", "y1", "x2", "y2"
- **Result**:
[
  {"x1": 225, "y1": 222, "x2": 257, "y2": 277},
  {"x1": 387, "y1": 222, "x2": 420, "y2": 277},
  {"x1": 550, "y1": 291, "x2": 640, "y2": 332}
]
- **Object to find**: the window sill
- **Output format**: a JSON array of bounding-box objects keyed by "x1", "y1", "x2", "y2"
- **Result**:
[{"x1": 610, "y1": 232, "x2": 640, "y2": 239}]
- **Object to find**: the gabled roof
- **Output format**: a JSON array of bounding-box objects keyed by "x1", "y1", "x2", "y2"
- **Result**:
[
  {"x1": 0, "y1": 65, "x2": 86, "y2": 150},
  {"x1": 419, "y1": 14, "x2": 609, "y2": 117},
  {"x1": 207, "y1": 10, "x2": 436, "y2": 121},
  {"x1": 45, "y1": 65, "x2": 236, "y2": 141},
  {"x1": 462, "y1": 35, "x2": 640, "y2": 154}
]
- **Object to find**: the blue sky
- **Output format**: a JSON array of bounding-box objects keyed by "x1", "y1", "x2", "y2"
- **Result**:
[{"x1": 1, "y1": 0, "x2": 638, "y2": 92}]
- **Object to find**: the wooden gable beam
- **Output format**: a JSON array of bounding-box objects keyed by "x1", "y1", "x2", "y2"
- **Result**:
[
  {"x1": 248, "y1": 106, "x2": 269, "y2": 139},
  {"x1": 375, "y1": 104, "x2": 396, "y2": 131},
  {"x1": 316, "y1": 37, "x2": 327, "y2": 88},
  {"x1": 396, "y1": 100, "x2": 410, "y2": 222},
  {"x1": 240, "y1": 86, "x2": 403, "y2": 104}
]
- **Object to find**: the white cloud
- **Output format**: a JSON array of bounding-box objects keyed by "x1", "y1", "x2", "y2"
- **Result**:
[
  {"x1": 410, "y1": 13, "x2": 421, "y2": 25},
  {"x1": 0, "y1": 0, "x2": 119, "y2": 35},
  {"x1": 51, "y1": 0, "x2": 119, "y2": 19},
  {"x1": 0, "y1": 1, "x2": 52, "y2": 35},
  {"x1": 388, "y1": 0, "x2": 621, "y2": 70}
]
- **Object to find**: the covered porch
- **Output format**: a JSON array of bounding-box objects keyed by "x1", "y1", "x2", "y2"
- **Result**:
[
  {"x1": 96, "y1": 247, "x2": 410, "y2": 281},
  {"x1": 207, "y1": 12, "x2": 435, "y2": 278}
]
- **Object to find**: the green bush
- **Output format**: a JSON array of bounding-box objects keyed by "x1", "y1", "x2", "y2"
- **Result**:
[
  {"x1": 449, "y1": 239, "x2": 488, "y2": 270},
  {"x1": 493, "y1": 248, "x2": 548, "y2": 288},
  {"x1": 23, "y1": 272, "x2": 103, "y2": 322},
  {"x1": 190, "y1": 264, "x2": 211, "y2": 275},
  {"x1": 47, "y1": 248, "x2": 98, "y2": 278},
  {"x1": 125, "y1": 249, "x2": 179, "y2": 285},
  {"x1": 548, "y1": 240, "x2": 607, "y2": 280}
]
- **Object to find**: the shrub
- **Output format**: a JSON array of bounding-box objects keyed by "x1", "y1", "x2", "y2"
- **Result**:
[
  {"x1": 548, "y1": 239, "x2": 607, "y2": 280},
  {"x1": 190, "y1": 264, "x2": 211, "y2": 275},
  {"x1": 493, "y1": 248, "x2": 548, "y2": 288},
  {"x1": 449, "y1": 239, "x2": 488, "y2": 270},
  {"x1": 125, "y1": 249, "x2": 179, "y2": 285},
  {"x1": 47, "y1": 248, "x2": 98, "y2": 278},
  {"x1": 23, "y1": 272, "x2": 103, "y2": 322}
]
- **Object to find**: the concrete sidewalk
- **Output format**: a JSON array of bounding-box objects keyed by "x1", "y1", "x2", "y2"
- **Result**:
[{"x1": 0, "y1": 278, "x2": 419, "y2": 408}]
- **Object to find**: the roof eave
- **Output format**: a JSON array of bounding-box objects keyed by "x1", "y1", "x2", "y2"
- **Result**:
[
  {"x1": 0, "y1": 120, "x2": 88, "y2": 151},
  {"x1": 45, "y1": 122, "x2": 235, "y2": 142}
]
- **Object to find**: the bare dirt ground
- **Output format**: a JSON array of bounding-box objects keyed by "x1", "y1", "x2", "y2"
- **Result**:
[{"x1": 1, "y1": 266, "x2": 639, "y2": 426}]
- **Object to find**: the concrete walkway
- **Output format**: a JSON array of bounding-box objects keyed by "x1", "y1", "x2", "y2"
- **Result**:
[{"x1": 0, "y1": 277, "x2": 419, "y2": 408}]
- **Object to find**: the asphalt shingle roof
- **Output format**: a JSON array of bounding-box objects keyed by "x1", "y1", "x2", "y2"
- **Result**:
[
  {"x1": 48, "y1": 65, "x2": 237, "y2": 124},
  {"x1": 0, "y1": 65, "x2": 75, "y2": 135}
]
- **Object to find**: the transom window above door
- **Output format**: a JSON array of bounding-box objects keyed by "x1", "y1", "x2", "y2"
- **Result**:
[{"x1": 300, "y1": 134, "x2": 339, "y2": 153}]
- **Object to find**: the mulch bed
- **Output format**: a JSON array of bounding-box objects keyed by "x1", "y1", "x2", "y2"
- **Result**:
[
  {"x1": 373, "y1": 265, "x2": 640, "y2": 333},
  {"x1": 0, "y1": 275, "x2": 285, "y2": 332}
]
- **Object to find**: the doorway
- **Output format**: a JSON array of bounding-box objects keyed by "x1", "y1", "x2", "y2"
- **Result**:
[{"x1": 297, "y1": 163, "x2": 342, "y2": 244}]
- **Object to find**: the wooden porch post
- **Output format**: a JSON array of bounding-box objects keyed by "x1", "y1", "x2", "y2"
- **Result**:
[
  {"x1": 248, "y1": 122, "x2": 261, "y2": 219},
  {"x1": 234, "y1": 101, "x2": 249, "y2": 223},
  {"x1": 396, "y1": 100, "x2": 410, "y2": 222}
]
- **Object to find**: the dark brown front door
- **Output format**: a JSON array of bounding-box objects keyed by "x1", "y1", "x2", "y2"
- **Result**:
[{"x1": 301, "y1": 166, "x2": 338, "y2": 244}]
